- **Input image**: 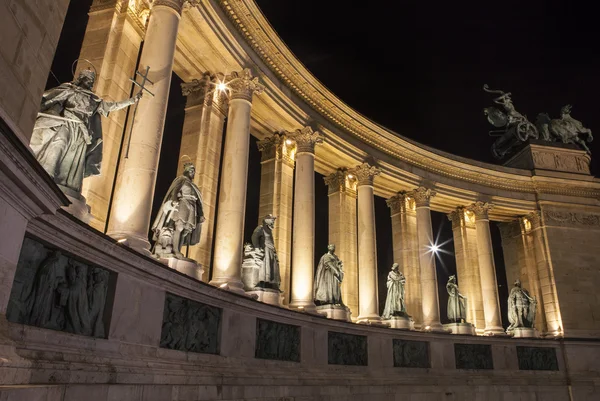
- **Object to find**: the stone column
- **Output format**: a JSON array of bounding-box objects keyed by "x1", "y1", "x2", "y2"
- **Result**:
[
  {"x1": 257, "y1": 133, "x2": 296, "y2": 303},
  {"x1": 210, "y1": 69, "x2": 264, "y2": 293},
  {"x1": 469, "y1": 201, "x2": 504, "y2": 335},
  {"x1": 351, "y1": 162, "x2": 382, "y2": 324},
  {"x1": 387, "y1": 191, "x2": 422, "y2": 327},
  {"x1": 528, "y1": 211, "x2": 562, "y2": 334},
  {"x1": 78, "y1": 0, "x2": 146, "y2": 231},
  {"x1": 448, "y1": 207, "x2": 485, "y2": 333},
  {"x1": 325, "y1": 169, "x2": 358, "y2": 319},
  {"x1": 107, "y1": 0, "x2": 184, "y2": 252},
  {"x1": 410, "y1": 187, "x2": 443, "y2": 331},
  {"x1": 288, "y1": 127, "x2": 324, "y2": 311},
  {"x1": 178, "y1": 73, "x2": 228, "y2": 281}
]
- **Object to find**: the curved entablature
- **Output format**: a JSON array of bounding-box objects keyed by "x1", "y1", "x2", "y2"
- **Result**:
[{"x1": 170, "y1": 0, "x2": 600, "y2": 216}]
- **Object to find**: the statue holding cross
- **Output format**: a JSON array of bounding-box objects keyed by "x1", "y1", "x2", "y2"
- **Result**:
[{"x1": 29, "y1": 62, "x2": 153, "y2": 196}]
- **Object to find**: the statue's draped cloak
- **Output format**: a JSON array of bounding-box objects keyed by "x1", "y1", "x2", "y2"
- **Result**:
[
  {"x1": 447, "y1": 282, "x2": 466, "y2": 321},
  {"x1": 508, "y1": 286, "x2": 536, "y2": 330},
  {"x1": 29, "y1": 83, "x2": 106, "y2": 192},
  {"x1": 251, "y1": 225, "x2": 280, "y2": 286},
  {"x1": 151, "y1": 176, "x2": 204, "y2": 246},
  {"x1": 382, "y1": 270, "x2": 406, "y2": 319},
  {"x1": 314, "y1": 253, "x2": 343, "y2": 305}
]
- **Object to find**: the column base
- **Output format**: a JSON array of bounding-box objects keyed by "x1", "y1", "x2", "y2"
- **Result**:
[
  {"x1": 288, "y1": 300, "x2": 317, "y2": 314},
  {"x1": 247, "y1": 288, "x2": 282, "y2": 307},
  {"x1": 109, "y1": 231, "x2": 152, "y2": 256},
  {"x1": 159, "y1": 257, "x2": 204, "y2": 281},
  {"x1": 510, "y1": 327, "x2": 539, "y2": 338},
  {"x1": 484, "y1": 326, "x2": 509, "y2": 337},
  {"x1": 444, "y1": 322, "x2": 476, "y2": 335},
  {"x1": 356, "y1": 314, "x2": 386, "y2": 326},
  {"x1": 316, "y1": 304, "x2": 351, "y2": 322},
  {"x1": 209, "y1": 277, "x2": 247, "y2": 296}
]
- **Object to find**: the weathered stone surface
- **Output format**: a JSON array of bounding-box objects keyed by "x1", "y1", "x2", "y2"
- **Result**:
[
  {"x1": 454, "y1": 343, "x2": 494, "y2": 370},
  {"x1": 517, "y1": 346, "x2": 559, "y2": 371},
  {"x1": 160, "y1": 293, "x2": 221, "y2": 354},
  {"x1": 255, "y1": 318, "x2": 300, "y2": 362},
  {"x1": 393, "y1": 339, "x2": 430, "y2": 368},
  {"x1": 327, "y1": 331, "x2": 367, "y2": 366}
]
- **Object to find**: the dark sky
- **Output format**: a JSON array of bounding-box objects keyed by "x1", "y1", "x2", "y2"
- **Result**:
[{"x1": 47, "y1": 0, "x2": 600, "y2": 326}]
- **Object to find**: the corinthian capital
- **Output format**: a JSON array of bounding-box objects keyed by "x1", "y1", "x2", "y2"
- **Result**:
[
  {"x1": 226, "y1": 68, "x2": 265, "y2": 102},
  {"x1": 468, "y1": 201, "x2": 493, "y2": 220},
  {"x1": 408, "y1": 187, "x2": 436, "y2": 207},
  {"x1": 152, "y1": 0, "x2": 185, "y2": 14},
  {"x1": 447, "y1": 206, "x2": 475, "y2": 228},
  {"x1": 287, "y1": 126, "x2": 324, "y2": 154},
  {"x1": 324, "y1": 168, "x2": 357, "y2": 196},
  {"x1": 386, "y1": 191, "x2": 415, "y2": 215},
  {"x1": 349, "y1": 162, "x2": 381, "y2": 186},
  {"x1": 525, "y1": 210, "x2": 542, "y2": 229},
  {"x1": 257, "y1": 132, "x2": 295, "y2": 165}
]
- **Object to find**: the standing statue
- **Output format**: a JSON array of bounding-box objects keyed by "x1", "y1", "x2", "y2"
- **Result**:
[
  {"x1": 152, "y1": 163, "x2": 205, "y2": 260},
  {"x1": 535, "y1": 105, "x2": 593, "y2": 153},
  {"x1": 483, "y1": 84, "x2": 539, "y2": 159},
  {"x1": 29, "y1": 68, "x2": 141, "y2": 194},
  {"x1": 250, "y1": 214, "x2": 281, "y2": 289},
  {"x1": 507, "y1": 279, "x2": 537, "y2": 332},
  {"x1": 314, "y1": 244, "x2": 344, "y2": 305},
  {"x1": 446, "y1": 275, "x2": 467, "y2": 323},
  {"x1": 381, "y1": 263, "x2": 407, "y2": 319}
]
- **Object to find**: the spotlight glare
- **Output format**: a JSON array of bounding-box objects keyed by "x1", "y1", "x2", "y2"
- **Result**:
[
  {"x1": 347, "y1": 174, "x2": 354, "y2": 179},
  {"x1": 285, "y1": 139, "x2": 293, "y2": 145},
  {"x1": 429, "y1": 244, "x2": 440, "y2": 253},
  {"x1": 217, "y1": 82, "x2": 227, "y2": 92}
]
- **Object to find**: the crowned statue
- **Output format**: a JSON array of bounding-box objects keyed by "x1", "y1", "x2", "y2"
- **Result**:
[
  {"x1": 507, "y1": 279, "x2": 537, "y2": 333},
  {"x1": 446, "y1": 275, "x2": 467, "y2": 323},
  {"x1": 29, "y1": 66, "x2": 141, "y2": 195},
  {"x1": 314, "y1": 244, "x2": 344, "y2": 306},
  {"x1": 151, "y1": 163, "x2": 205, "y2": 260},
  {"x1": 381, "y1": 263, "x2": 407, "y2": 319}
]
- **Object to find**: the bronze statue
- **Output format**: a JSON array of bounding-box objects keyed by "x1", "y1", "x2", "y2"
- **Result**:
[
  {"x1": 152, "y1": 163, "x2": 205, "y2": 259},
  {"x1": 314, "y1": 244, "x2": 344, "y2": 305},
  {"x1": 29, "y1": 68, "x2": 141, "y2": 194},
  {"x1": 381, "y1": 263, "x2": 407, "y2": 319},
  {"x1": 250, "y1": 214, "x2": 281, "y2": 289},
  {"x1": 446, "y1": 275, "x2": 467, "y2": 323},
  {"x1": 507, "y1": 279, "x2": 537, "y2": 332},
  {"x1": 535, "y1": 105, "x2": 593, "y2": 153}
]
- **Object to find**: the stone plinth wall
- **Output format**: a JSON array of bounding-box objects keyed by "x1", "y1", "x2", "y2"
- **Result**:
[{"x1": 1, "y1": 211, "x2": 599, "y2": 401}]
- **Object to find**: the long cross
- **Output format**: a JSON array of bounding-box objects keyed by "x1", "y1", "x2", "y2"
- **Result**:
[{"x1": 125, "y1": 66, "x2": 155, "y2": 158}]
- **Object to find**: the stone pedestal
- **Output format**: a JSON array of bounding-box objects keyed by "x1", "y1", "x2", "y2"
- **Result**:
[
  {"x1": 160, "y1": 257, "x2": 204, "y2": 281},
  {"x1": 316, "y1": 305, "x2": 352, "y2": 322},
  {"x1": 384, "y1": 316, "x2": 414, "y2": 330},
  {"x1": 512, "y1": 327, "x2": 539, "y2": 338},
  {"x1": 444, "y1": 322, "x2": 476, "y2": 335},
  {"x1": 58, "y1": 185, "x2": 92, "y2": 224},
  {"x1": 504, "y1": 141, "x2": 591, "y2": 176},
  {"x1": 246, "y1": 288, "x2": 282, "y2": 307}
]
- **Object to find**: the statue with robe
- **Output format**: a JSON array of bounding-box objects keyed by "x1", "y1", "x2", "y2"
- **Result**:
[
  {"x1": 382, "y1": 263, "x2": 407, "y2": 319},
  {"x1": 447, "y1": 275, "x2": 467, "y2": 323},
  {"x1": 246, "y1": 214, "x2": 281, "y2": 289},
  {"x1": 152, "y1": 162, "x2": 205, "y2": 259},
  {"x1": 314, "y1": 244, "x2": 344, "y2": 305},
  {"x1": 29, "y1": 68, "x2": 141, "y2": 194},
  {"x1": 507, "y1": 279, "x2": 537, "y2": 332}
]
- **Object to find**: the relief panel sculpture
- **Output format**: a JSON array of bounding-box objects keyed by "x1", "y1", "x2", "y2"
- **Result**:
[
  {"x1": 328, "y1": 331, "x2": 368, "y2": 366},
  {"x1": 517, "y1": 346, "x2": 559, "y2": 371},
  {"x1": 7, "y1": 237, "x2": 112, "y2": 338},
  {"x1": 393, "y1": 339, "x2": 430, "y2": 368},
  {"x1": 454, "y1": 343, "x2": 494, "y2": 370},
  {"x1": 255, "y1": 318, "x2": 300, "y2": 362}
]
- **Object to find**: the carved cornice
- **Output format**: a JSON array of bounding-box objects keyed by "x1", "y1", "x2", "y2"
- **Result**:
[
  {"x1": 407, "y1": 187, "x2": 436, "y2": 207},
  {"x1": 324, "y1": 168, "x2": 357, "y2": 197},
  {"x1": 447, "y1": 207, "x2": 476, "y2": 229},
  {"x1": 287, "y1": 126, "x2": 324, "y2": 154},
  {"x1": 468, "y1": 201, "x2": 493, "y2": 220},
  {"x1": 349, "y1": 162, "x2": 381, "y2": 187},
  {"x1": 216, "y1": 0, "x2": 600, "y2": 201},
  {"x1": 226, "y1": 68, "x2": 264, "y2": 102},
  {"x1": 386, "y1": 191, "x2": 415, "y2": 215},
  {"x1": 257, "y1": 133, "x2": 295, "y2": 166}
]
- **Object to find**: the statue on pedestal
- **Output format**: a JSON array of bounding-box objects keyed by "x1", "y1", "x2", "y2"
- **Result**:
[
  {"x1": 242, "y1": 215, "x2": 281, "y2": 290},
  {"x1": 151, "y1": 163, "x2": 205, "y2": 259},
  {"x1": 314, "y1": 244, "x2": 344, "y2": 305},
  {"x1": 29, "y1": 68, "x2": 141, "y2": 194},
  {"x1": 446, "y1": 275, "x2": 467, "y2": 323},
  {"x1": 507, "y1": 279, "x2": 537, "y2": 332},
  {"x1": 535, "y1": 105, "x2": 593, "y2": 153},
  {"x1": 382, "y1": 263, "x2": 407, "y2": 319}
]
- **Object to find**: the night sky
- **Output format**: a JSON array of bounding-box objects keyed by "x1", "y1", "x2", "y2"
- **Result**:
[{"x1": 47, "y1": 0, "x2": 600, "y2": 326}]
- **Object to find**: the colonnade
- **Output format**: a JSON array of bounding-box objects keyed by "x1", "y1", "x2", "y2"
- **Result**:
[{"x1": 76, "y1": 0, "x2": 556, "y2": 335}]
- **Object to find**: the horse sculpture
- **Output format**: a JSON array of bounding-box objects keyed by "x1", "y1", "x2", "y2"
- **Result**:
[{"x1": 535, "y1": 105, "x2": 593, "y2": 153}]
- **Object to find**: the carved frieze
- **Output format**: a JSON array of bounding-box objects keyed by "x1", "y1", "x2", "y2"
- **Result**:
[
  {"x1": 160, "y1": 293, "x2": 222, "y2": 354},
  {"x1": 393, "y1": 339, "x2": 430, "y2": 368},
  {"x1": 226, "y1": 68, "x2": 265, "y2": 102},
  {"x1": 454, "y1": 343, "x2": 494, "y2": 370},
  {"x1": 255, "y1": 318, "x2": 300, "y2": 362},
  {"x1": 7, "y1": 237, "x2": 113, "y2": 338},
  {"x1": 527, "y1": 147, "x2": 591, "y2": 175},
  {"x1": 516, "y1": 346, "x2": 559, "y2": 371},
  {"x1": 542, "y1": 210, "x2": 600, "y2": 229},
  {"x1": 328, "y1": 331, "x2": 368, "y2": 366},
  {"x1": 349, "y1": 162, "x2": 381, "y2": 186},
  {"x1": 287, "y1": 126, "x2": 324, "y2": 154}
]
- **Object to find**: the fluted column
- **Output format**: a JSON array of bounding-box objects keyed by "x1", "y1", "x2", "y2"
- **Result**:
[
  {"x1": 351, "y1": 162, "x2": 381, "y2": 324},
  {"x1": 178, "y1": 74, "x2": 228, "y2": 281},
  {"x1": 387, "y1": 192, "x2": 422, "y2": 327},
  {"x1": 448, "y1": 207, "x2": 485, "y2": 333},
  {"x1": 257, "y1": 133, "x2": 296, "y2": 303},
  {"x1": 411, "y1": 187, "x2": 443, "y2": 331},
  {"x1": 469, "y1": 201, "x2": 504, "y2": 335},
  {"x1": 210, "y1": 69, "x2": 264, "y2": 293},
  {"x1": 288, "y1": 127, "x2": 324, "y2": 311},
  {"x1": 107, "y1": 0, "x2": 184, "y2": 251},
  {"x1": 325, "y1": 169, "x2": 358, "y2": 319}
]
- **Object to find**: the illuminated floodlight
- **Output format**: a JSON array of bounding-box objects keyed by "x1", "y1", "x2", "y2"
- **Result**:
[
  {"x1": 285, "y1": 139, "x2": 293, "y2": 145},
  {"x1": 216, "y1": 82, "x2": 227, "y2": 92},
  {"x1": 428, "y1": 244, "x2": 440, "y2": 253},
  {"x1": 347, "y1": 174, "x2": 354, "y2": 179}
]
